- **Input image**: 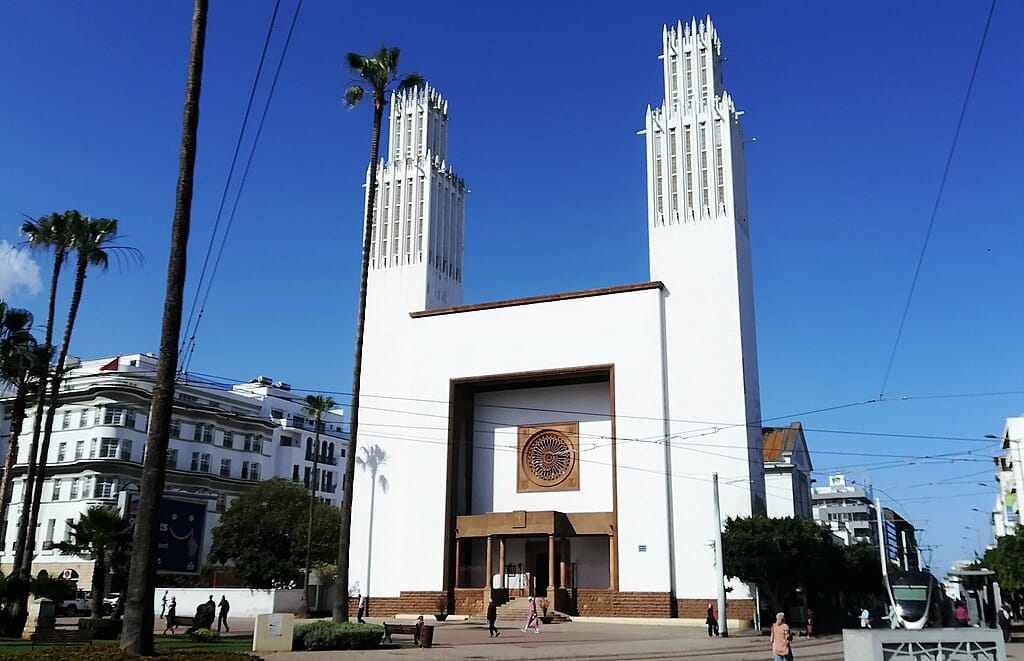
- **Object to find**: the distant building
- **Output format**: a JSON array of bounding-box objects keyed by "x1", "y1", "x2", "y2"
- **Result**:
[
  {"x1": 883, "y1": 508, "x2": 920, "y2": 571},
  {"x1": 991, "y1": 416, "x2": 1023, "y2": 539},
  {"x1": 812, "y1": 474, "x2": 878, "y2": 546},
  {"x1": 0, "y1": 353, "x2": 347, "y2": 590},
  {"x1": 762, "y1": 423, "x2": 813, "y2": 519}
]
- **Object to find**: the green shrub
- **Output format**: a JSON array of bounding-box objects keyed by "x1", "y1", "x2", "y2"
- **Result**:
[
  {"x1": 77, "y1": 616, "x2": 124, "y2": 639},
  {"x1": 292, "y1": 620, "x2": 383, "y2": 651},
  {"x1": 30, "y1": 573, "x2": 75, "y2": 601},
  {"x1": 187, "y1": 626, "x2": 221, "y2": 642}
]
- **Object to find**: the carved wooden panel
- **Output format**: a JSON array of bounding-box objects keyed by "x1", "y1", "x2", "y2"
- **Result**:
[{"x1": 517, "y1": 422, "x2": 579, "y2": 493}]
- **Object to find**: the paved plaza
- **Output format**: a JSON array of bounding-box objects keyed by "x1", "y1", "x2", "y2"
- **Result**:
[{"x1": 261, "y1": 619, "x2": 845, "y2": 660}]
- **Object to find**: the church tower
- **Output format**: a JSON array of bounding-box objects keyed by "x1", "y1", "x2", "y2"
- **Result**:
[
  {"x1": 643, "y1": 17, "x2": 766, "y2": 587},
  {"x1": 365, "y1": 84, "x2": 466, "y2": 311}
]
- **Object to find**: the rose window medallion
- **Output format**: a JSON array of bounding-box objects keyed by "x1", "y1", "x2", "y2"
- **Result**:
[{"x1": 517, "y1": 423, "x2": 580, "y2": 492}]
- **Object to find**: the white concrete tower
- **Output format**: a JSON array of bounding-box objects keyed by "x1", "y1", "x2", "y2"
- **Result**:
[
  {"x1": 365, "y1": 84, "x2": 466, "y2": 311},
  {"x1": 643, "y1": 17, "x2": 766, "y2": 599}
]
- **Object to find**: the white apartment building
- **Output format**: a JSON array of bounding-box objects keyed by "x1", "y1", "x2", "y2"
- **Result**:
[
  {"x1": 0, "y1": 353, "x2": 347, "y2": 587},
  {"x1": 812, "y1": 474, "x2": 878, "y2": 546},
  {"x1": 991, "y1": 415, "x2": 1023, "y2": 539}
]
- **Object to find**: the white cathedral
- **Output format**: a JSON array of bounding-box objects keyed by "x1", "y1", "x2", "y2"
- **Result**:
[{"x1": 349, "y1": 17, "x2": 765, "y2": 623}]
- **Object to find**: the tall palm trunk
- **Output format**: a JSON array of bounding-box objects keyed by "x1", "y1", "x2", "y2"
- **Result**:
[
  {"x1": 0, "y1": 390, "x2": 28, "y2": 534},
  {"x1": 90, "y1": 549, "x2": 107, "y2": 618},
  {"x1": 121, "y1": 1, "x2": 206, "y2": 653},
  {"x1": 335, "y1": 97, "x2": 385, "y2": 622},
  {"x1": 22, "y1": 253, "x2": 90, "y2": 578},
  {"x1": 301, "y1": 418, "x2": 321, "y2": 615},
  {"x1": 12, "y1": 247, "x2": 64, "y2": 577}
]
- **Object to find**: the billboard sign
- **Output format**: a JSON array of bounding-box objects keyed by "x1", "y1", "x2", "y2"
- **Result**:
[{"x1": 125, "y1": 493, "x2": 208, "y2": 575}]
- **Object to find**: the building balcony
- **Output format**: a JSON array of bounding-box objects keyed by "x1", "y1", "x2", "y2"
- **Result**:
[{"x1": 304, "y1": 452, "x2": 337, "y2": 466}]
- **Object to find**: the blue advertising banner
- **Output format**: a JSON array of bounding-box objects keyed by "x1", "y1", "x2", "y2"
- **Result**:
[{"x1": 126, "y1": 494, "x2": 207, "y2": 574}]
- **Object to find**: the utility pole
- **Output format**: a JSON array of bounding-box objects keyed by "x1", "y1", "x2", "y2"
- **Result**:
[{"x1": 713, "y1": 472, "x2": 728, "y2": 637}]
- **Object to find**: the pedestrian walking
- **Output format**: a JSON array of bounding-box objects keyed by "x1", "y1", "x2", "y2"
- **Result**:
[
  {"x1": 805, "y1": 609, "x2": 814, "y2": 638},
  {"x1": 1000, "y1": 603, "x2": 1012, "y2": 643},
  {"x1": 160, "y1": 590, "x2": 168, "y2": 619},
  {"x1": 522, "y1": 596, "x2": 541, "y2": 633},
  {"x1": 705, "y1": 603, "x2": 719, "y2": 637},
  {"x1": 770, "y1": 612, "x2": 793, "y2": 661},
  {"x1": 163, "y1": 597, "x2": 178, "y2": 635},
  {"x1": 357, "y1": 592, "x2": 366, "y2": 623},
  {"x1": 487, "y1": 598, "x2": 499, "y2": 637},
  {"x1": 217, "y1": 595, "x2": 230, "y2": 633},
  {"x1": 859, "y1": 606, "x2": 871, "y2": 628},
  {"x1": 954, "y1": 601, "x2": 970, "y2": 627}
]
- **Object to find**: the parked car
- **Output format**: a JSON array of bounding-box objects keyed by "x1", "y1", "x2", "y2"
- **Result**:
[
  {"x1": 102, "y1": 593, "x2": 120, "y2": 616},
  {"x1": 56, "y1": 592, "x2": 91, "y2": 617}
]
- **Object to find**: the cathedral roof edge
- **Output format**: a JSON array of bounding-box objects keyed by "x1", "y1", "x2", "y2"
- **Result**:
[{"x1": 410, "y1": 281, "x2": 665, "y2": 318}]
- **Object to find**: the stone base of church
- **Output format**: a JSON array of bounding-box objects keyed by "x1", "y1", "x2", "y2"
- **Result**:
[{"x1": 349, "y1": 590, "x2": 754, "y2": 623}]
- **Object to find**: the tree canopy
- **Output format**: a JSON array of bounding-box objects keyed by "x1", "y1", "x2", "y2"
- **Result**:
[
  {"x1": 722, "y1": 515, "x2": 848, "y2": 613},
  {"x1": 208, "y1": 478, "x2": 341, "y2": 589},
  {"x1": 981, "y1": 529, "x2": 1024, "y2": 590}
]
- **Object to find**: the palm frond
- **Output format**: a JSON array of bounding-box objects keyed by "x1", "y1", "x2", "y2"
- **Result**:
[
  {"x1": 345, "y1": 52, "x2": 367, "y2": 72},
  {"x1": 397, "y1": 73, "x2": 424, "y2": 92},
  {"x1": 344, "y1": 85, "x2": 366, "y2": 108}
]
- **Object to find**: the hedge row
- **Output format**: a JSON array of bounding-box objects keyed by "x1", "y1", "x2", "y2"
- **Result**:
[{"x1": 292, "y1": 620, "x2": 384, "y2": 651}]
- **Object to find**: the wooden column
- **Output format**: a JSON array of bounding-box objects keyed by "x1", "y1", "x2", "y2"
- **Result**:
[
  {"x1": 609, "y1": 534, "x2": 618, "y2": 591},
  {"x1": 454, "y1": 537, "x2": 462, "y2": 589},
  {"x1": 559, "y1": 538, "x2": 568, "y2": 588},
  {"x1": 547, "y1": 534, "x2": 555, "y2": 593},
  {"x1": 498, "y1": 537, "x2": 506, "y2": 588},
  {"x1": 485, "y1": 536, "x2": 493, "y2": 589}
]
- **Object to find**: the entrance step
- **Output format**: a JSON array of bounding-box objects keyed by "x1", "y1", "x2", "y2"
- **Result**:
[{"x1": 480, "y1": 597, "x2": 571, "y2": 623}]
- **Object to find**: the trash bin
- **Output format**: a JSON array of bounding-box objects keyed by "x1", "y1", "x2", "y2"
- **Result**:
[{"x1": 418, "y1": 624, "x2": 434, "y2": 648}]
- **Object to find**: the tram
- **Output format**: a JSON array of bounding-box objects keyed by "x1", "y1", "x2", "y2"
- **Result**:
[{"x1": 885, "y1": 570, "x2": 952, "y2": 629}]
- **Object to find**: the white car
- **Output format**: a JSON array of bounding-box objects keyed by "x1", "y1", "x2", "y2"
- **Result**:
[
  {"x1": 56, "y1": 594, "x2": 90, "y2": 617},
  {"x1": 102, "y1": 593, "x2": 120, "y2": 615}
]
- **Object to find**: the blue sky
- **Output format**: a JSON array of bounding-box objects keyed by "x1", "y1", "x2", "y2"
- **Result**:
[{"x1": 1, "y1": 1, "x2": 1022, "y2": 575}]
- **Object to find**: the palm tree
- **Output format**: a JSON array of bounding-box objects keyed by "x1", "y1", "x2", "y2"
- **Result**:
[
  {"x1": 56, "y1": 506, "x2": 131, "y2": 618},
  {"x1": 20, "y1": 214, "x2": 138, "y2": 580},
  {"x1": 336, "y1": 45, "x2": 423, "y2": 623},
  {"x1": 0, "y1": 303, "x2": 43, "y2": 533},
  {"x1": 357, "y1": 444, "x2": 388, "y2": 611},
  {"x1": 299, "y1": 394, "x2": 337, "y2": 616},
  {"x1": 0, "y1": 304, "x2": 48, "y2": 540},
  {"x1": 13, "y1": 212, "x2": 73, "y2": 576},
  {"x1": 121, "y1": 1, "x2": 207, "y2": 653}
]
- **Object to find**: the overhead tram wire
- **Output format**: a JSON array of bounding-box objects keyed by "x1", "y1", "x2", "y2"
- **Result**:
[
  {"x1": 179, "y1": 0, "x2": 284, "y2": 367},
  {"x1": 877, "y1": 0, "x2": 998, "y2": 398},
  {"x1": 181, "y1": 0, "x2": 304, "y2": 376}
]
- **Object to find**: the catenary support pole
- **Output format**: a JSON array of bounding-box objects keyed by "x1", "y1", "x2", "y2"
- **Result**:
[{"x1": 713, "y1": 472, "x2": 728, "y2": 637}]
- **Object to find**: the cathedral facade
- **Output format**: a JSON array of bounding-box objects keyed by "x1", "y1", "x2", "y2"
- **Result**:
[{"x1": 348, "y1": 17, "x2": 766, "y2": 623}]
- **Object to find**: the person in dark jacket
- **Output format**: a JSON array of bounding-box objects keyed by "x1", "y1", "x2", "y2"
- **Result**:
[
  {"x1": 706, "y1": 603, "x2": 719, "y2": 636},
  {"x1": 999, "y1": 603, "x2": 1012, "y2": 643},
  {"x1": 487, "y1": 599, "x2": 499, "y2": 637}
]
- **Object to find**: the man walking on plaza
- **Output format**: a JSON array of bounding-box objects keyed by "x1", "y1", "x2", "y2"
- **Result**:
[
  {"x1": 217, "y1": 595, "x2": 230, "y2": 633},
  {"x1": 487, "y1": 598, "x2": 499, "y2": 637}
]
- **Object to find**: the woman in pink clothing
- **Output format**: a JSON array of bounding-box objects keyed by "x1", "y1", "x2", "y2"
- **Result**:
[
  {"x1": 770, "y1": 612, "x2": 793, "y2": 661},
  {"x1": 522, "y1": 596, "x2": 541, "y2": 633}
]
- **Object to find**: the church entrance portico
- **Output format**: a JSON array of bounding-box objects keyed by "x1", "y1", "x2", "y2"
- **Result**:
[{"x1": 454, "y1": 511, "x2": 614, "y2": 614}]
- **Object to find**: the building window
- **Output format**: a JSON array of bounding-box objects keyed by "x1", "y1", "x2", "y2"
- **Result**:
[
  {"x1": 64, "y1": 518, "x2": 73, "y2": 543},
  {"x1": 167, "y1": 449, "x2": 178, "y2": 469},
  {"x1": 241, "y1": 461, "x2": 260, "y2": 481},
  {"x1": 62, "y1": 411, "x2": 72, "y2": 430},
  {"x1": 79, "y1": 409, "x2": 89, "y2": 427},
  {"x1": 57, "y1": 443, "x2": 66, "y2": 463},
  {"x1": 292, "y1": 465, "x2": 300, "y2": 481},
  {"x1": 69, "y1": 478, "x2": 79, "y2": 500},
  {"x1": 223, "y1": 431, "x2": 234, "y2": 449},
  {"x1": 51, "y1": 479, "x2": 61, "y2": 501},
  {"x1": 280, "y1": 435, "x2": 293, "y2": 448},
  {"x1": 100, "y1": 438, "x2": 119, "y2": 459},
  {"x1": 103, "y1": 407, "x2": 135, "y2": 428},
  {"x1": 119, "y1": 439, "x2": 132, "y2": 462},
  {"x1": 170, "y1": 419, "x2": 181, "y2": 439},
  {"x1": 190, "y1": 452, "x2": 210, "y2": 473},
  {"x1": 45, "y1": 519, "x2": 55, "y2": 547},
  {"x1": 220, "y1": 458, "x2": 231, "y2": 477},
  {"x1": 194, "y1": 424, "x2": 213, "y2": 443},
  {"x1": 215, "y1": 494, "x2": 228, "y2": 513},
  {"x1": 96, "y1": 478, "x2": 117, "y2": 498},
  {"x1": 271, "y1": 409, "x2": 283, "y2": 419},
  {"x1": 304, "y1": 466, "x2": 312, "y2": 488},
  {"x1": 74, "y1": 441, "x2": 84, "y2": 460},
  {"x1": 292, "y1": 415, "x2": 306, "y2": 430}
]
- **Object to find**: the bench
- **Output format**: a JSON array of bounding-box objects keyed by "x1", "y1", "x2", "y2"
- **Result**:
[
  {"x1": 164, "y1": 615, "x2": 195, "y2": 632},
  {"x1": 30, "y1": 630, "x2": 93, "y2": 648},
  {"x1": 383, "y1": 621, "x2": 421, "y2": 644}
]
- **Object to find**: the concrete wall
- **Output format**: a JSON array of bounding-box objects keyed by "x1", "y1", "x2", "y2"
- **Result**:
[{"x1": 154, "y1": 588, "x2": 304, "y2": 621}]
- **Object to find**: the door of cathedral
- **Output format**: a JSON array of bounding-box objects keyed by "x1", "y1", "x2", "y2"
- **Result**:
[{"x1": 526, "y1": 540, "x2": 561, "y2": 597}]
